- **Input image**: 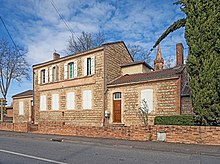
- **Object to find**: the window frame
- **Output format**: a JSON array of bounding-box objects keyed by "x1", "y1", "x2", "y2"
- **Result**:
[{"x1": 113, "y1": 92, "x2": 121, "y2": 100}]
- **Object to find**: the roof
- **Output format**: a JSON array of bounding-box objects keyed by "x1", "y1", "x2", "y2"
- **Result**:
[
  {"x1": 108, "y1": 65, "x2": 186, "y2": 86},
  {"x1": 120, "y1": 61, "x2": 153, "y2": 70},
  {"x1": 12, "y1": 90, "x2": 33, "y2": 98},
  {"x1": 181, "y1": 81, "x2": 190, "y2": 97},
  {"x1": 32, "y1": 41, "x2": 133, "y2": 68}
]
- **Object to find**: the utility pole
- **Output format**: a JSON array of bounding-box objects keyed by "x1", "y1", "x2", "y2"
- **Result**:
[{"x1": 0, "y1": 98, "x2": 6, "y2": 123}]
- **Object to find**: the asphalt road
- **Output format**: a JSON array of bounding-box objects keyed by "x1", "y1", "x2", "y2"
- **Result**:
[{"x1": 0, "y1": 132, "x2": 220, "y2": 164}]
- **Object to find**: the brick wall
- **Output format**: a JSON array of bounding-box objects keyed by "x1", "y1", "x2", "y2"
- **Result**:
[
  {"x1": 181, "y1": 97, "x2": 193, "y2": 115},
  {"x1": 0, "y1": 123, "x2": 28, "y2": 132},
  {"x1": 35, "y1": 122, "x2": 220, "y2": 145}
]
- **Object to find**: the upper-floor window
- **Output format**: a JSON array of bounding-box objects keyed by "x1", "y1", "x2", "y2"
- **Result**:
[
  {"x1": 84, "y1": 57, "x2": 95, "y2": 76},
  {"x1": 64, "y1": 61, "x2": 77, "y2": 80},
  {"x1": 49, "y1": 66, "x2": 59, "y2": 82},
  {"x1": 38, "y1": 68, "x2": 48, "y2": 84}
]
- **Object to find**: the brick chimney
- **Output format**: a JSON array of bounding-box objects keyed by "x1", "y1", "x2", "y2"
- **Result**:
[
  {"x1": 176, "y1": 43, "x2": 184, "y2": 66},
  {"x1": 53, "y1": 52, "x2": 60, "y2": 60}
]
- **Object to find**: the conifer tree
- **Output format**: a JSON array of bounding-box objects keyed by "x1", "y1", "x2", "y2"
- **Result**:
[{"x1": 153, "y1": 0, "x2": 220, "y2": 125}]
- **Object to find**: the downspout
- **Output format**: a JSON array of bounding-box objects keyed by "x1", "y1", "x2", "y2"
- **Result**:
[
  {"x1": 32, "y1": 68, "x2": 35, "y2": 124},
  {"x1": 103, "y1": 48, "x2": 106, "y2": 126}
]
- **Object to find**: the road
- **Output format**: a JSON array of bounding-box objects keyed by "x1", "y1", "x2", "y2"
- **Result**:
[{"x1": 0, "y1": 131, "x2": 220, "y2": 164}]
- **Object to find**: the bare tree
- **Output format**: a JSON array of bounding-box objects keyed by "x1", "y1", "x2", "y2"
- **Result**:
[
  {"x1": 67, "y1": 31, "x2": 105, "y2": 54},
  {"x1": 128, "y1": 44, "x2": 151, "y2": 64},
  {"x1": 165, "y1": 55, "x2": 174, "y2": 68},
  {"x1": 0, "y1": 39, "x2": 30, "y2": 100},
  {"x1": 137, "y1": 99, "x2": 149, "y2": 126}
]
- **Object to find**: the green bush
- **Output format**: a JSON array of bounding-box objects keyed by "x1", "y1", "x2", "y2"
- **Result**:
[{"x1": 154, "y1": 115, "x2": 194, "y2": 126}]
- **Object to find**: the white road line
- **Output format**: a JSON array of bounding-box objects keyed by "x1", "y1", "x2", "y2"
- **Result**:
[{"x1": 0, "y1": 149, "x2": 67, "y2": 164}]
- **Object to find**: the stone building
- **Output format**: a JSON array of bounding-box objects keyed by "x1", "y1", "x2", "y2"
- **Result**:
[
  {"x1": 13, "y1": 41, "x2": 192, "y2": 126},
  {"x1": 12, "y1": 90, "x2": 33, "y2": 123},
  {"x1": 32, "y1": 41, "x2": 133, "y2": 126},
  {"x1": 106, "y1": 43, "x2": 192, "y2": 125}
]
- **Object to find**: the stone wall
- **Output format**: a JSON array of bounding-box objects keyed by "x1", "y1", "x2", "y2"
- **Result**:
[
  {"x1": 181, "y1": 96, "x2": 193, "y2": 115},
  {"x1": 33, "y1": 50, "x2": 105, "y2": 126},
  {"x1": 0, "y1": 123, "x2": 28, "y2": 132},
  {"x1": 35, "y1": 122, "x2": 220, "y2": 145},
  {"x1": 107, "y1": 78, "x2": 181, "y2": 126},
  {"x1": 13, "y1": 96, "x2": 33, "y2": 123}
]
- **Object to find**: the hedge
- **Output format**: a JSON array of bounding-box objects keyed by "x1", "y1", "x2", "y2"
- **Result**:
[{"x1": 154, "y1": 115, "x2": 194, "y2": 126}]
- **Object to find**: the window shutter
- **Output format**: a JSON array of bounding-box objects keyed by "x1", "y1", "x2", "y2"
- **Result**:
[
  {"x1": 67, "y1": 92, "x2": 75, "y2": 110},
  {"x1": 141, "y1": 89, "x2": 153, "y2": 113},
  {"x1": 19, "y1": 101, "x2": 24, "y2": 115},
  {"x1": 74, "y1": 61, "x2": 77, "y2": 78},
  {"x1": 64, "y1": 63, "x2": 68, "y2": 80},
  {"x1": 38, "y1": 70, "x2": 41, "y2": 84},
  {"x1": 45, "y1": 68, "x2": 48, "y2": 83},
  {"x1": 83, "y1": 90, "x2": 92, "y2": 109},
  {"x1": 40, "y1": 95, "x2": 46, "y2": 111},
  {"x1": 84, "y1": 58, "x2": 87, "y2": 76},
  {"x1": 87, "y1": 90, "x2": 92, "y2": 109},
  {"x1": 49, "y1": 67, "x2": 53, "y2": 82},
  {"x1": 55, "y1": 65, "x2": 59, "y2": 81},
  {"x1": 52, "y1": 94, "x2": 59, "y2": 110},
  {"x1": 91, "y1": 56, "x2": 95, "y2": 75}
]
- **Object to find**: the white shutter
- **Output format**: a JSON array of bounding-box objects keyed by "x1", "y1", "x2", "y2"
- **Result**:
[
  {"x1": 38, "y1": 70, "x2": 41, "y2": 84},
  {"x1": 19, "y1": 101, "x2": 24, "y2": 115},
  {"x1": 40, "y1": 95, "x2": 46, "y2": 111},
  {"x1": 74, "y1": 61, "x2": 77, "y2": 78},
  {"x1": 84, "y1": 58, "x2": 87, "y2": 76},
  {"x1": 45, "y1": 68, "x2": 48, "y2": 83},
  {"x1": 87, "y1": 90, "x2": 92, "y2": 109},
  {"x1": 64, "y1": 63, "x2": 68, "y2": 80},
  {"x1": 67, "y1": 92, "x2": 75, "y2": 110},
  {"x1": 91, "y1": 56, "x2": 95, "y2": 75},
  {"x1": 83, "y1": 90, "x2": 92, "y2": 109},
  {"x1": 52, "y1": 94, "x2": 59, "y2": 110},
  {"x1": 141, "y1": 89, "x2": 153, "y2": 113},
  {"x1": 49, "y1": 67, "x2": 53, "y2": 82}
]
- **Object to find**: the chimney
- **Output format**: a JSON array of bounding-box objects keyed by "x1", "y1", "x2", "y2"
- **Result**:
[
  {"x1": 176, "y1": 43, "x2": 184, "y2": 66},
  {"x1": 53, "y1": 52, "x2": 60, "y2": 60}
]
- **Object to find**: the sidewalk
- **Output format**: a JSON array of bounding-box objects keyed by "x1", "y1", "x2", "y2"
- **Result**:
[{"x1": 1, "y1": 130, "x2": 220, "y2": 157}]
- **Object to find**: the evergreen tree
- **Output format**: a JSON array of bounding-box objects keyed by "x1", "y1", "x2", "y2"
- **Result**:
[{"x1": 153, "y1": 0, "x2": 220, "y2": 125}]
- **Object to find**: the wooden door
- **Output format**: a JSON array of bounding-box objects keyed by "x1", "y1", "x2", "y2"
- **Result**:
[{"x1": 113, "y1": 100, "x2": 121, "y2": 123}]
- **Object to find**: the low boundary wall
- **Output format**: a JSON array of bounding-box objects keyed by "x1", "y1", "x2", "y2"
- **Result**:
[{"x1": 1, "y1": 122, "x2": 220, "y2": 145}]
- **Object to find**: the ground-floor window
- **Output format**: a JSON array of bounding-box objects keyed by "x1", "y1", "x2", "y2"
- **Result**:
[
  {"x1": 140, "y1": 89, "x2": 154, "y2": 113},
  {"x1": 83, "y1": 90, "x2": 92, "y2": 109}
]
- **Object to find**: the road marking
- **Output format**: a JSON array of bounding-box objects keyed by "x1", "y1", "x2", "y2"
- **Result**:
[{"x1": 0, "y1": 149, "x2": 67, "y2": 164}]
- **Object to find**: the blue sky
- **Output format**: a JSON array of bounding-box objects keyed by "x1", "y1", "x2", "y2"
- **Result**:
[{"x1": 0, "y1": 0, "x2": 186, "y2": 104}]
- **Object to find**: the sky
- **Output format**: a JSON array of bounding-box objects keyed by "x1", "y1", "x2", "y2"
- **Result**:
[{"x1": 0, "y1": 0, "x2": 187, "y2": 104}]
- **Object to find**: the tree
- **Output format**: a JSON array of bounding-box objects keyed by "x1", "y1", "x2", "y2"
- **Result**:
[
  {"x1": 137, "y1": 99, "x2": 149, "y2": 126},
  {"x1": 128, "y1": 44, "x2": 151, "y2": 64},
  {"x1": 0, "y1": 39, "x2": 30, "y2": 100},
  {"x1": 152, "y1": 0, "x2": 220, "y2": 125},
  {"x1": 67, "y1": 31, "x2": 105, "y2": 54}
]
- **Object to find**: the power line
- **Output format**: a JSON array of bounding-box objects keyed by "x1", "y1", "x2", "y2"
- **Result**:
[
  {"x1": 50, "y1": 0, "x2": 78, "y2": 39},
  {"x1": 0, "y1": 16, "x2": 17, "y2": 49}
]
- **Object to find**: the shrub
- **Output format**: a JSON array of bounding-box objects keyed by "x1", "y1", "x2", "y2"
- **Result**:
[{"x1": 154, "y1": 115, "x2": 194, "y2": 126}]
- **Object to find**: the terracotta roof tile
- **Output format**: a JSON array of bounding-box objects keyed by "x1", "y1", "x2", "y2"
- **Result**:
[
  {"x1": 12, "y1": 90, "x2": 33, "y2": 98},
  {"x1": 108, "y1": 65, "x2": 185, "y2": 86}
]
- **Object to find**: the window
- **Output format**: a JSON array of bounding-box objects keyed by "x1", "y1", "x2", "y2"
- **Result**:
[
  {"x1": 69, "y1": 62, "x2": 74, "y2": 79},
  {"x1": 19, "y1": 101, "x2": 24, "y2": 115},
  {"x1": 64, "y1": 61, "x2": 77, "y2": 80},
  {"x1": 41, "y1": 69, "x2": 45, "y2": 83},
  {"x1": 83, "y1": 90, "x2": 92, "y2": 109},
  {"x1": 40, "y1": 95, "x2": 46, "y2": 111},
  {"x1": 49, "y1": 66, "x2": 58, "y2": 82},
  {"x1": 66, "y1": 92, "x2": 75, "y2": 110},
  {"x1": 84, "y1": 57, "x2": 95, "y2": 76},
  {"x1": 113, "y1": 92, "x2": 121, "y2": 100},
  {"x1": 140, "y1": 89, "x2": 153, "y2": 113},
  {"x1": 52, "y1": 94, "x2": 59, "y2": 110}
]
